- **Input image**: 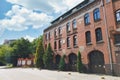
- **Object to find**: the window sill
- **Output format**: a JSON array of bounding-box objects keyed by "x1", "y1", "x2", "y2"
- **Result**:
[
  {"x1": 58, "y1": 34, "x2": 62, "y2": 36},
  {"x1": 54, "y1": 49, "x2": 57, "y2": 51},
  {"x1": 73, "y1": 28, "x2": 77, "y2": 30},
  {"x1": 59, "y1": 49, "x2": 62, "y2": 51},
  {"x1": 96, "y1": 40, "x2": 104, "y2": 44},
  {"x1": 73, "y1": 30, "x2": 77, "y2": 34},
  {"x1": 85, "y1": 22, "x2": 91, "y2": 26},
  {"x1": 67, "y1": 31, "x2": 71, "y2": 33},
  {"x1": 94, "y1": 18, "x2": 101, "y2": 22},
  {"x1": 115, "y1": 43, "x2": 120, "y2": 47},
  {"x1": 67, "y1": 47, "x2": 71, "y2": 49},
  {"x1": 74, "y1": 45, "x2": 78, "y2": 48},
  {"x1": 54, "y1": 36, "x2": 57, "y2": 39},
  {"x1": 86, "y1": 42, "x2": 92, "y2": 45}
]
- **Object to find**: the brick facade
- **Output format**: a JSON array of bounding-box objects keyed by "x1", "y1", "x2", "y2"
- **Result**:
[{"x1": 43, "y1": 0, "x2": 120, "y2": 76}]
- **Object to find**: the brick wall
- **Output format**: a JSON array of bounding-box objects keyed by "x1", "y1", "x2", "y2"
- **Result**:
[{"x1": 43, "y1": 0, "x2": 120, "y2": 75}]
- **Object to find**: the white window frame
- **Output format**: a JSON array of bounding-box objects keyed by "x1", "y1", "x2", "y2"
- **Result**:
[{"x1": 116, "y1": 10, "x2": 120, "y2": 22}]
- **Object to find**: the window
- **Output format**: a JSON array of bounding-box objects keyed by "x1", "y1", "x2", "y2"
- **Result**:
[
  {"x1": 84, "y1": 13, "x2": 90, "y2": 25},
  {"x1": 45, "y1": 34, "x2": 47, "y2": 41},
  {"x1": 114, "y1": 34, "x2": 120, "y2": 44},
  {"x1": 59, "y1": 40, "x2": 62, "y2": 49},
  {"x1": 66, "y1": 22, "x2": 70, "y2": 32},
  {"x1": 116, "y1": 10, "x2": 120, "y2": 22},
  {"x1": 86, "y1": 31, "x2": 91, "y2": 44},
  {"x1": 49, "y1": 32, "x2": 51, "y2": 40},
  {"x1": 95, "y1": 28, "x2": 103, "y2": 42},
  {"x1": 72, "y1": 19, "x2": 77, "y2": 29},
  {"x1": 54, "y1": 41, "x2": 57, "y2": 50},
  {"x1": 106, "y1": 0, "x2": 110, "y2": 3},
  {"x1": 67, "y1": 37, "x2": 70, "y2": 47},
  {"x1": 58, "y1": 27, "x2": 62, "y2": 35},
  {"x1": 94, "y1": 8, "x2": 100, "y2": 21},
  {"x1": 54, "y1": 29, "x2": 57, "y2": 37},
  {"x1": 46, "y1": 33, "x2": 49, "y2": 41},
  {"x1": 73, "y1": 35, "x2": 77, "y2": 47}
]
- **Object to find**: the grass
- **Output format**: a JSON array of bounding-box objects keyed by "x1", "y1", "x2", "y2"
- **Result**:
[{"x1": 6, "y1": 64, "x2": 13, "y2": 68}]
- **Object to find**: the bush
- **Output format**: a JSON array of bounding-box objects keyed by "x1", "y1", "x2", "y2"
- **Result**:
[
  {"x1": 77, "y1": 51, "x2": 83, "y2": 73},
  {"x1": 59, "y1": 55, "x2": 65, "y2": 71},
  {"x1": 34, "y1": 37, "x2": 44, "y2": 68},
  {"x1": 43, "y1": 43, "x2": 53, "y2": 69}
]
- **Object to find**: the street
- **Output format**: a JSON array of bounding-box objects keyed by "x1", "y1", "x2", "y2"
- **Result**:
[{"x1": 0, "y1": 68, "x2": 119, "y2": 80}]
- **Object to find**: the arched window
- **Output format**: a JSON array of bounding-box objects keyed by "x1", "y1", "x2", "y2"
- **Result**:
[
  {"x1": 48, "y1": 32, "x2": 50, "y2": 40},
  {"x1": 86, "y1": 31, "x2": 91, "y2": 44},
  {"x1": 73, "y1": 35, "x2": 77, "y2": 47},
  {"x1": 54, "y1": 41, "x2": 57, "y2": 50},
  {"x1": 84, "y1": 13, "x2": 90, "y2": 25},
  {"x1": 94, "y1": 8, "x2": 100, "y2": 21},
  {"x1": 95, "y1": 28, "x2": 103, "y2": 42},
  {"x1": 54, "y1": 29, "x2": 57, "y2": 37},
  {"x1": 59, "y1": 40, "x2": 62, "y2": 49},
  {"x1": 116, "y1": 9, "x2": 120, "y2": 22},
  {"x1": 58, "y1": 27, "x2": 62, "y2": 35},
  {"x1": 72, "y1": 19, "x2": 77, "y2": 29},
  {"x1": 46, "y1": 33, "x2": 49, "y2": 41},
  {"x1": 66, "y1": 22, "x2": 70, "y2": 32},
  {"x1": 67, "y1": 37, "x2": 70, "y2": 47}
]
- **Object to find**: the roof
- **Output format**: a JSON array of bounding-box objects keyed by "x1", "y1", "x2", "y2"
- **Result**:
[{"x1": 44, "y1": 0, "x2": 95, "y2": 32}]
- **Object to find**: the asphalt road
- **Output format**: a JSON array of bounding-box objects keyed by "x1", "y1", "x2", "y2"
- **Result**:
[{"x1": 0, "y1": 68, "x2": 119, "y2": 80}]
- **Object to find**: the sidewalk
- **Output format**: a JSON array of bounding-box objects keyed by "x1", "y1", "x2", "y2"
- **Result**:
[{"x1": 0, "y1": 66, "x2": 7, "y2": 69}]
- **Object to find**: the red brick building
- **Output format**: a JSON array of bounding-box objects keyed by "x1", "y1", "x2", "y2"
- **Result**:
[{"x1": 43, "y1": 0, "x2": 120, "y2": 75}]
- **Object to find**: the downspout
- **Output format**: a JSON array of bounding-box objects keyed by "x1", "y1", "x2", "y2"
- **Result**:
[{"x1": 101, "y1": 0, "x2": 113, "y2": 75}]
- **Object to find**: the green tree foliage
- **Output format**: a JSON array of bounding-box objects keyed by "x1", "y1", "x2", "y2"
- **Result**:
[
  {"x1": 10, "y1": 38, "x2": 32, "y2": 58},
  {"x1": 31, "y1": 37, "x2": 41, "y2": 54},
  {"x1": 77, "y1": 51, "x2": 83, "y2": 73},
  {"x1": 59, "y1": 55, "x2": 65, "y2": 71},
  {"x1": 9, "y1": 38, "x2": 32, "y2": 66},
  {"x1": 0, "y1": 45, "x2": 13, "y2": 65},
  {"x1": 43, "y1": 43, "x2": 53, "y2": 69},
  {"x1": 34, "y1": 36, "x2": 44, "y2": 68}
]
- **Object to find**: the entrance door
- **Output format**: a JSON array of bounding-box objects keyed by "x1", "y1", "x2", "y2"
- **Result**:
[
  {"x1": 56, "y1": 55, "x2": 61, "y2": 65},
  {"x1": 69, "y1": 53, "x2": 77, "y2": 71},
  {"x1": 88, "y1": 50, "x2": 105, "y2": 74}
]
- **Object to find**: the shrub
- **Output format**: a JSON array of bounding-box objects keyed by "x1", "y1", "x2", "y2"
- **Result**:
[
  {"x1": 59, "y1": 55, "x2": 65, "y2": 71},
  {"x1": 34, "y1": 37, "x2": 44, "y2": 68},
  {"x1": 77, "y1": 51, "x2": 83, "y2": 73},
  {"x1": 43, "y1": 43, "x2": 53, "y2": 69}
]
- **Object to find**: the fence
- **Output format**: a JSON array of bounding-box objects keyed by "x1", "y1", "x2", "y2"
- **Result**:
[{"x1": 17, "y1": 58, "x2": 34, "y2": 67}]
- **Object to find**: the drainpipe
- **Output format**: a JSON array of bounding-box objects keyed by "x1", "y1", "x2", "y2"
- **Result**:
[{"x1": 101, "y1": 0, "x2": 113, "y2": 75}]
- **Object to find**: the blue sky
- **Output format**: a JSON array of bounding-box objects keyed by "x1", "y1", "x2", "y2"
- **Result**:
[{"x1": 0, "y1": 0, "x2": 83, "y2": 44}]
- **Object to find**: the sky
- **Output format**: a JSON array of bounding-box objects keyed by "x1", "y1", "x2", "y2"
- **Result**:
[{"x1": 0, "y1": 0, "x2": 84, "y2": 44}]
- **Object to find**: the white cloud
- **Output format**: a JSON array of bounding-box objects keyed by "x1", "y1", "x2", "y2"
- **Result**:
[
  {"x1": 0, "y1": 5, "x2": 53, "y2": 31},
  {"x1": 24, "y1": 35, "x2": 35, "y2": 42},
  {"x1": 0, "y1": 27, "x2": 5, "y2": 37},
  {"x1": 64, "y1": 0, "x2": 83, "y2": 9},
  {"x1": 6, "y1": 0, "x2": 84, "y2": 14},
  {"x1": 0, "y1": 0, "x2": 84, "y2": 32}
]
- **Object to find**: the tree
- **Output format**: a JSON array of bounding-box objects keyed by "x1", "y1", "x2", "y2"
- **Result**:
[
  {"x1": 31, "y1": 36, "x2": 41, "y2": 54},
  {"x1": 77, "y1": 51, "x2": 83, "y2": 73},
  {"x1": 43, "y1": 43, "x2": 53, "y2": 69},
  {"x1": 9, "y1": 38, "x2": 32, "y2": 66},
  {"x1": 59, "y1": 55, "x2": 65, "y2": 71},
  {"x1": 10, "y1": 38, "x2": 32, "y2": 58},
  {"x1": 0, "y1": 45, "x2": 13, "y2": 65},
  {"x1": 34, "y1": 36, "x2": 44, "y2": 68}
]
